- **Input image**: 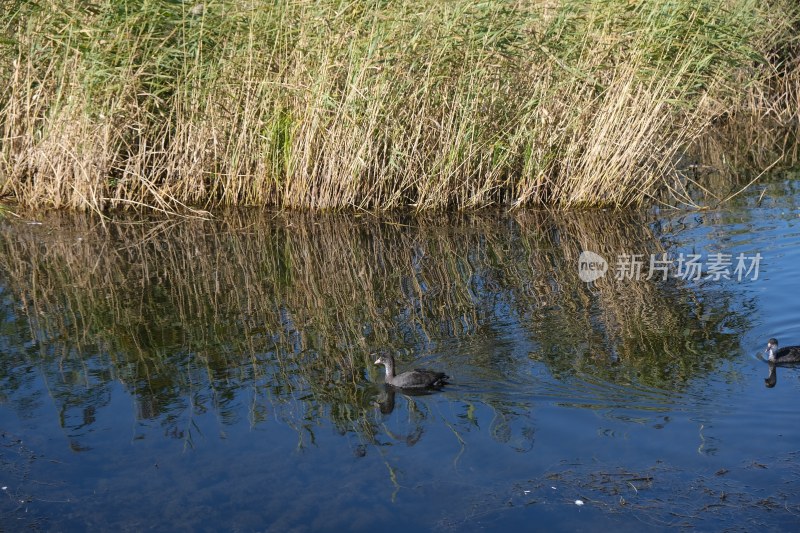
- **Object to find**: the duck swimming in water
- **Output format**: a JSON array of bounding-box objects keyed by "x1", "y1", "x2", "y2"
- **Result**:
[
  {"x1": 764, "y1": 338, "x2": 800, "y2": 363},
  {"x1": 373, "y1": 352, "x2": 449, "y2": 389}
]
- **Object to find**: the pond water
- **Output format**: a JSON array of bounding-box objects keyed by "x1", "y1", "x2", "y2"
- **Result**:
[{"x1": 2, "y1": 174, "x2": 800, "y2": 531}]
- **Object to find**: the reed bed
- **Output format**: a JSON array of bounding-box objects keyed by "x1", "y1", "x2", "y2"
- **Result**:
[{"x1": 0, "y1": 0, "x2": 798, "y2": 211}]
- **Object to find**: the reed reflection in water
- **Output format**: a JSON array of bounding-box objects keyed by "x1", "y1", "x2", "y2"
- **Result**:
[
  {"x1": 0, "y1": 209, "x2": 744, "y2": 448},
  {"x1": 1, "y1": 207, "x2": 771, "y2": 530}
]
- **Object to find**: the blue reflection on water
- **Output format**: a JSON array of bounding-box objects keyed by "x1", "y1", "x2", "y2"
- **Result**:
[{"x1": 1, "y1": 181, "x2": 800, "y2": 531}]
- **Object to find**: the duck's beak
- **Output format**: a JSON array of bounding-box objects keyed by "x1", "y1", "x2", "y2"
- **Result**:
[{"x1": 374, "y1": 358, "x2": 380, "y2": 365}]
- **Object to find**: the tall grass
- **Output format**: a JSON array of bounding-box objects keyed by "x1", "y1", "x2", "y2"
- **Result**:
[{"x1": 0, "y1": 0, "x2": 798, "y2": 211}]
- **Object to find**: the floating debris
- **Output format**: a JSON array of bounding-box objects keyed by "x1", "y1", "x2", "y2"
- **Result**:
[{"x1": 575, "y1": 499, "x2": 585, "y2": 506}]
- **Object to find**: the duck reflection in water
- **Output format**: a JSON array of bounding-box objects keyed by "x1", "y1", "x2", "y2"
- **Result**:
[
  {"x1": 764, "y1": 363, "x2": 778, "y2": 388},
  {"x1": 372, "y1": 351, "x2": 450, "y2": 446},
  {"x1": 763, "y1": 361, "x2": 799, "y2": 388},
  {"x1": 374, "y1": 385, "x2": 438, "y2": 446},
  {"x1": 762, "y1": 338, "x2": 800, "y2": 388}
]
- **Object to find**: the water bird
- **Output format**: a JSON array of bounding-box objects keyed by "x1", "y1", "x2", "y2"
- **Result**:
[
  {"x1": 764, "y1": 338, "x2": 800, "y2": 363},
  {"x1": 373, "y1": 352, "x2": 449, "y2": 389}
]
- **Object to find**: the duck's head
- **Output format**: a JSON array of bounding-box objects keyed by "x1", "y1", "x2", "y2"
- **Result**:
[
  {"x1": 373, "y1": 352, "x2": 391, "y2": 366},
  {"x1": 765, "y1": 338, "x2": 779, "y2": 361}
]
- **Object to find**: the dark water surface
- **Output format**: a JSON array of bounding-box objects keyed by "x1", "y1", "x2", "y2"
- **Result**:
[{"x1": 2, "y1": 178, "x2": 800, "y2": 531}]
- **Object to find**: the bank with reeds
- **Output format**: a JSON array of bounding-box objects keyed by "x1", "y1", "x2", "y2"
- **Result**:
[{"x1": 1, "y1": 0, "x2": 799, "y2": 212}]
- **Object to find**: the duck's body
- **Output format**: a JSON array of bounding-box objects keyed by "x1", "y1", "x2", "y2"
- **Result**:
[
  {"x1": 765, "y1": 338, "x2": 800, "y2": 363},
  {"x1": 374, "y1": 353, "x2": 449, "y2": 389}
]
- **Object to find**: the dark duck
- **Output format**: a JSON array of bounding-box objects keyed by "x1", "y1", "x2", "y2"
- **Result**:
[
  {"x1": 765, "y1": 338, "x2": 800, "y2": 364},
  {"x1": 373, "y1": 353, "x2": 449, "y2": 389}
]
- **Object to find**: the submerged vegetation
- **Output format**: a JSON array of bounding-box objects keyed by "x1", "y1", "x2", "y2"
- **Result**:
[{"x1": 0, "y1": 0, "x2": 799, "y2": 211}]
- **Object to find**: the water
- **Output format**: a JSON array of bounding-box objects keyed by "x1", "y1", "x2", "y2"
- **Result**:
[{"x1": 1, "y1": 177, "x2": 800, "y2": 531}]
